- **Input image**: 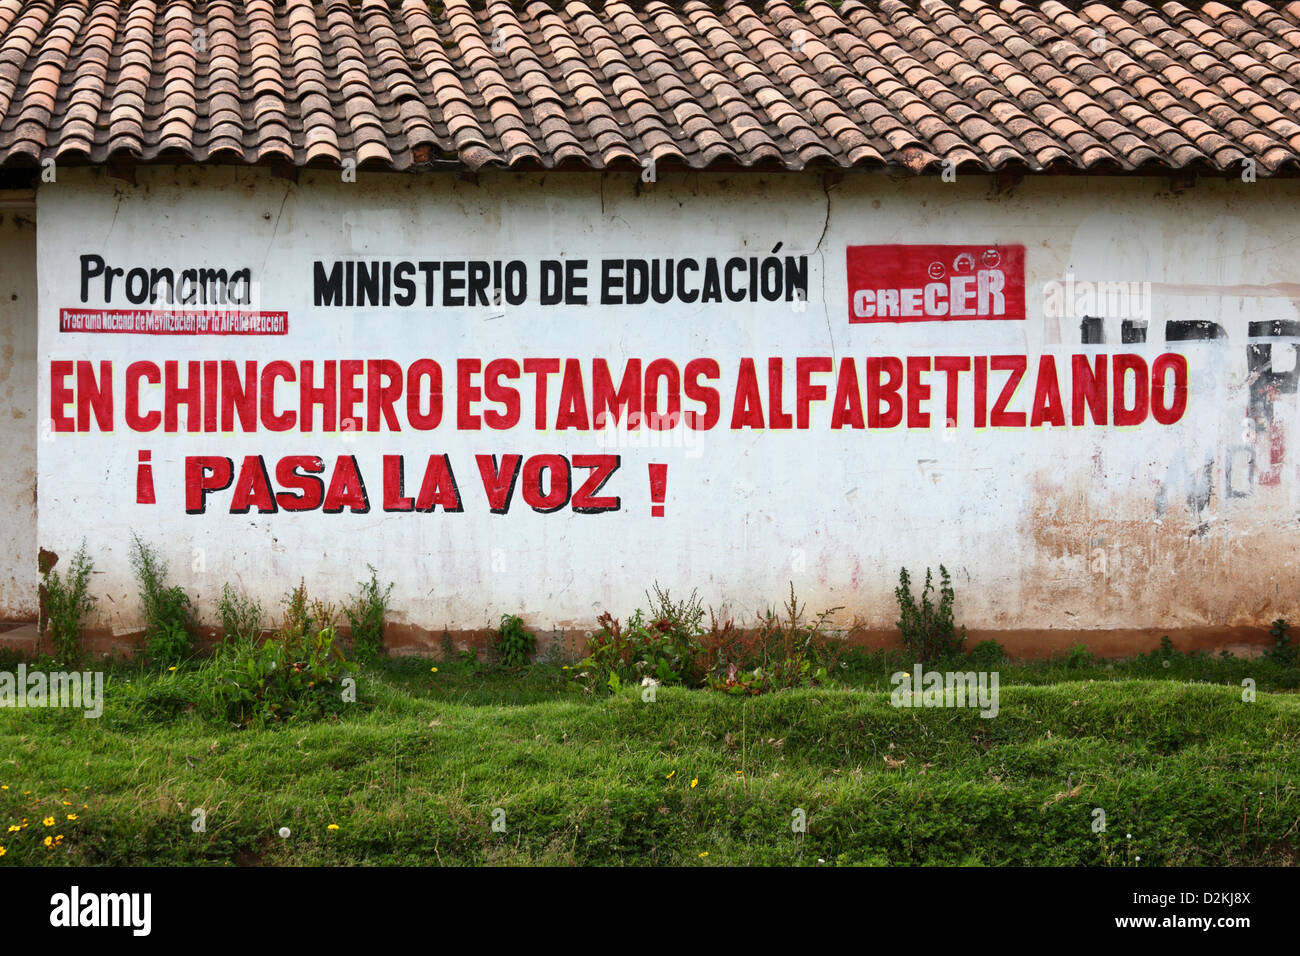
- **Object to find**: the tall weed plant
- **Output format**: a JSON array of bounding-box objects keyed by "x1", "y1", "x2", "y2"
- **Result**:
[
  {"x1": 129, "y1": 533, "x2": 196, "y2": 669},
  {"x1": 40, "y1": 542, "x2": 95, "y2": 665}
]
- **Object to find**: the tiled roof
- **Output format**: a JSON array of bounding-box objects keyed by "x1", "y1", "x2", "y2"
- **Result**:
[{"x1": 1, "y1": 0, "x2": 1300, "y2": 175}]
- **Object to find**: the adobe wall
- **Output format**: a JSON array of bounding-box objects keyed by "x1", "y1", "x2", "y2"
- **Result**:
[{"x1": 17, "y1": 165, "x2": 1300, "y2": 656}]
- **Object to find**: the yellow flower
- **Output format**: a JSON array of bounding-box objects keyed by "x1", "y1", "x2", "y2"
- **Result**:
[
  {"x1": 0, "y1": 785, "x2": 7, "y2": 790},
  {"x1": 66, "y1": 814, "x2": 77, "y2": 821},
  {"x1": 61, "y1": 801, "x2": 71, "y2": 806},
  {"x1": 430, "y1": 667, "x2": 438, "y2": 673},
  {"x1": 327, "y1": 824, "x2": 339, "y2": 831},
  {"x1": 54, "y1": 835, "x2": 63, "y2": 845},
  {"x1": 6, "y1": 825, "x2": 19, "y2": 833},
  {"x1": 690, "y1": 778, "x2": 698, "y2": 789},
  {"x1": 0, "y1": 846, "x2": 5, "y2": 856},
  {"x1": 42, "y1": 836, "x2": 52, "y2": 847},
  {"x1": 665, "y1": 770, "x2": 675, "y2": 780},
  {"x1": 42, "y1": 817, "x2": 54, "y2": 827},
  {"x1": 736, "y1": 770, "x2": 743, "y2": 776},
  {"x1": 699, "y1": 851, "x2": 709, "y2": 858},
  {"x1": 168, "y1": 666, "x2": 177, "y2": 672}
]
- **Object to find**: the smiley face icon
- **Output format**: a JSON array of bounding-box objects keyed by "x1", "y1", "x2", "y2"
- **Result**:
[
  {"x1": 928, "y1": 261, "x2": 946, "y2": 280},
  {"x1": 982, "y1": 248, "x2": 1001, "y2": 268},
  {"x1": 953, "y1": 252, "x2": 976, "y2": 273}
]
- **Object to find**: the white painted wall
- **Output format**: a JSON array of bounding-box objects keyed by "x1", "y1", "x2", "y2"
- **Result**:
[
  {"x1": 33, "y1": 167, "x2": 1300, "y2": 642},
  {"x1": 0, "y1": 206, "x2": 37, "y2": 620}
]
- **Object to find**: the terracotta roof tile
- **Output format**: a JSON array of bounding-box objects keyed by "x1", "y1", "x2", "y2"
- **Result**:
[{"x1": 0, "y1": 0, "x2": 1298, "y2": 174}]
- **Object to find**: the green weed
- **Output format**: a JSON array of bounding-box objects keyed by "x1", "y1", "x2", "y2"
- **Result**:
[{"x1": 39, "y1": 542, "x2": 94, "y2": 666}]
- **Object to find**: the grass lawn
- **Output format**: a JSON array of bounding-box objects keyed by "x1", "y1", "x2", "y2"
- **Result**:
[{"x1": 1, "y1": 648, "x2": 1297, "y2": 866}]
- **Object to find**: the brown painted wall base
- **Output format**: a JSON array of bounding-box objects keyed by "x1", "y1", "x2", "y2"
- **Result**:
[{"x1": 0, "y1": 620, "x2": 1274, "y2": 661}]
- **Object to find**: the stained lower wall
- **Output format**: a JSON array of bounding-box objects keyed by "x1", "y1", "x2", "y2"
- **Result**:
[{"x1": 0, "y1": 204, "x2": 36, "y2": 622}]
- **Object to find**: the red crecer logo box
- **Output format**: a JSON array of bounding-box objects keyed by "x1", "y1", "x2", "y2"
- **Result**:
[{"x1": 846, "y1": 244, "x2": 1026, "y2": 323}]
